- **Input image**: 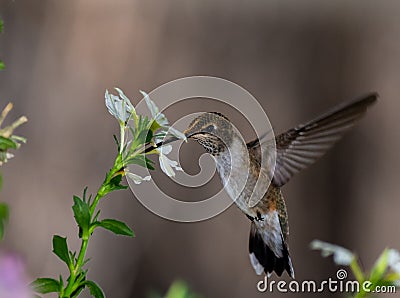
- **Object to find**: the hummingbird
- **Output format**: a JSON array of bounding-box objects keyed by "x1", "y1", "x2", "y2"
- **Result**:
[{"x1": 183, "y1": 93, "x2": 378, "y2": 278}]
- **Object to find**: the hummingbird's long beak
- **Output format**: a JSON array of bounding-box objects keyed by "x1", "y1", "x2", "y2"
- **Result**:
[
  {"x1": 144, "y1": 136, "x2": 179, "y2": 153},
  {"x1": 144, "y1": 128, "x2": 197, "y2": 154}
]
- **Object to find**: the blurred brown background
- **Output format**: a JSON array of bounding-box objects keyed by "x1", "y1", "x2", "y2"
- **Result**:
[{"x1": 0, "y1": 0, "x2": 399, "y2": 297}]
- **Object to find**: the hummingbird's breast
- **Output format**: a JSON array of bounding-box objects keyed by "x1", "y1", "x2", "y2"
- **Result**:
[
  {"x1": 214, "y1": 136, "x2": 289, "y2": 241},
  {"x1": 214, "y1": 137, "x2": 277, "y2": 218}
]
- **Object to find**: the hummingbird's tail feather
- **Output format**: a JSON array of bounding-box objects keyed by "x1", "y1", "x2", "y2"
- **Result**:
[{"x1": 249, "y1": 221, "x2": 294, "y2": 278}]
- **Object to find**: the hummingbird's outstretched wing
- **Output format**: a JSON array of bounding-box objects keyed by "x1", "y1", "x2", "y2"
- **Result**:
[
  {"x1": 271, "y1": 93, "x2": 378, "y2": 187},
  {"x1": 247, "y1": 93, "x2": 378, "y2": 187}
]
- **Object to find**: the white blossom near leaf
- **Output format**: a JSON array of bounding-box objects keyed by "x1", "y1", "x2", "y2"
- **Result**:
[
  {"x1": 310, "y1": 240, "x2": 355, "y2": 266},
  {"x1": 157, "y1": 145, "x2": 183, "y2": 177},
  {"x1": 140, "y1": 90, "x2": 187, "y2": 141},
  {"x1": 105, "y1": 89, "x2": 136, "y2": 123},
  {"x1": 141, "y1": 90, "x2": 168, "y2": 126},
  {"x1": 388, "y1": 249, "x2": 400, "y2": 275},
  {"x1": 104, "y1": 88, "x2": 186, "y2": 180},
  {"x1": 0, "y1": 152, "x2": 14, "y2": 165},
  {"x1": 126, "y1": 172, "x2": 151, "y2": 185}
]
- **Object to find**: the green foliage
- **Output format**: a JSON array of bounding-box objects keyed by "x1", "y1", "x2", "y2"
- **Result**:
[
  {"x1": 0, "y1": 101, "x2": 28, "y2": 240},
  {"x1": 165, "y1": 280, "x2": 201, "y2": 298},
  {"x1": 96, "y1": 219, "x2": 134, "y2": 237},
  {"x1": 72, "y1": 195, "x2": 90, "y2": 239},
  {"x1": 0, "y1": 103, "x2": 28, "y2": 165},
  {"x1": 52, "y1": 236, "x2": 71, "y2": 267},
  {"x1": 125, "y1": 154, "x2": 155, "y2": 170},
  {"x1": 311, "y1": 240, "x2": 400, "y2": 298},
  {"x1": 32, "y1": 88, "x2": 186, "y2": 297},
  {"x1": 0, "y1": 135, "x2": 17, "y2": 150},
  {"x1": 0, "y1": 202, "x2": 9, "y2": 240},
  {"x1": 149, "y1": 280, "x2": 202, "y2": 298},
  {"x1": 31, "y1": 278, "x2": 61, "y2": 294},
  {"x1": 103, "y1": 173, "x2": 128, "y2": 194},
  {"x1": 83, "y1": 280, "x2": 105, "y2": 298}
]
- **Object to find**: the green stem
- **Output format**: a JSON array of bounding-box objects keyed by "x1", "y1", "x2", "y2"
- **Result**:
[
  {"x1": 350, "y1": 258, "x2": 365, "y2": 284},
  {"x1": 75, "y1": 239, "x2": 88, "y2": 275},
  {"x1": 350, "y1": 258, "x2": 367, "y2": 298},
  {"x1": 62, "y1": 156, "x2": 121, "y2": 298}
]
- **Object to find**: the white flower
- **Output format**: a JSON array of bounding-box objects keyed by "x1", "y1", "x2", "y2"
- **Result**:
[
  {"x1": 157, "y1": 145, "x2": 183, "y2": 177},
  {"x1": 140, "y1": 90, "x2": 168, "y2": 126},
  {"x1": 126, "y1": 172, "x2": 151, "y2": 184},
  {"x1": 388, "y1": 249, "x2": 400, "y2": 274},
  {"x1": 105, "y1": 88, "x2": 136, "y2": 123},
  {"x1": 140, "y1": 90, "x2": 187, "y2": 141},
  {"x1": 0, "y1": 152, "x2": 14, "y2": 166},
  {"x1": 310, "y1": 240, "x2": 355, "y2": 266}
]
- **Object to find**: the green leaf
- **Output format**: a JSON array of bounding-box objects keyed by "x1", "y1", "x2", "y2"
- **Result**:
[
  {"x1": 72, "y1": 195, "x2": 90, "y2": 237},
  {"x1": 97, "y1": 219, "x2": 134, "y2": 237},
  {"x1": 0, "y1": 202, "x2": 9, "y2": 240},
  {"x1": 0, "y1": 136, "x2": 17, "y2": 150},
  {"x1": 0, "y1": 221, "x2": 4, "y2": 240},
  {"x1": 0, "y1": 202, "x2": 8, "y2": 220},
  {"x1": 113, "y1": 134, "x2": 120, "y2": 150},
  {"x1": 31, "y1": 278, "x2": 60, "y2": 294},
  {"x1": 0, "y1": 61, "x2": 4, "y2": 70},
  {"x1": 71, "y1": 285, "x2": 85, "y2": 298},
  {"x1": 165, "y1": 280, "x2": 194, "y2": 298},
  {"x1": 145, "y1": 129, "x2": 153, "y2": 143},
  {"x1": 126, "y1": 154, "x2": 155, "y2": 170},
  {"x1": 150, "y1": 120, "x2": 161, "y2": 134},
  {"x1": 52, "y1": 235, "x2": 71, "y2": 266},
  {"x1": 105, "y1": 174, "x2": 128, "y2": 193},
  {"x1": 84, "y1": 280, "x2": 105, "y2": 298},
  {"x1": 131, "y1": 129, "x2": 148, "y2": 148},
  {"x1": 370, "y1": 248, "x2": 389, "y2": 283},
  {"x1": 59, "y1": 275, "x2": 64, "y2": 288},
  {"x1": 145, "y1": 157, "x2": 155, "y2": 170}
]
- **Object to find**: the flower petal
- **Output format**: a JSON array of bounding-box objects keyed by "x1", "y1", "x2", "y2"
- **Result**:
[
  {"x1": 158, "y1": 151, "x2": 183, "y2": 177},
  {"x1": 159, "y1": 154, "x2": 175, "y2": 177},
  {"x1": 115, "y1": 87, "x2": 135, "y2": 115},
  {"x1": 126, "y1": 172, "x2": 151, "y2": 184},
  {"x1": 388, "y1": 249, "x2": 400, "y2": 274},
  {"x1": 105, "y1": 89, "x2": 135, "y2": 122},
  {"x1": 159, "y1": 144, "x2": 172, "y2": 155},
  {"x1": 140, "y1": 90, "x2": 169, "y2": 127},
  {"x1": 310, "y1": 240, "x2": 355, "y2": 266},
  {"x1": 140, "y1": 90, "x2": 158, "y2": 117}
]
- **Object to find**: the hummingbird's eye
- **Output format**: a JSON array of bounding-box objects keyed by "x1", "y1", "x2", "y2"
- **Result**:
[{"x1": 204, "y1": 124, "x2": 216, "y2": 133}]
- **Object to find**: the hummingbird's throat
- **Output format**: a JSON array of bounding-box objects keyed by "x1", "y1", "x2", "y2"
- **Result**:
[{"x1": 195, "y1": 135, "x2": 226, "y2": 156}]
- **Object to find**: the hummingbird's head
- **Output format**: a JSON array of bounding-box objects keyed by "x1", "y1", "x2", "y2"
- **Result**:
[{"x1": 184, "y1": 112, "x2": 234, "y2": 155}]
